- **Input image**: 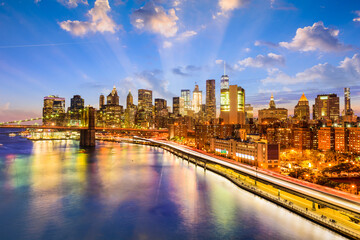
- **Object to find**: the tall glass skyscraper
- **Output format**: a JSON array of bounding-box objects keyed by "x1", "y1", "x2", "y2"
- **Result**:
[
  {"x1": 192, "y1": 84, "x2": 202, "y2": 113},
  {"x1": 181, "y1": 89, "x2": 191, "y2": 113},
  {"x1": 206, "y1": 79, "x2": 216, "y2": 119},
  {"x1": 220, "y1": 74, "x2": 229, "y2": 90}
]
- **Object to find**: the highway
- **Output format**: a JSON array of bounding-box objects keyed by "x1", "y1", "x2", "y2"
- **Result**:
[{"x1": 146, "y1": 138, "x2": 360, "y2": 215}]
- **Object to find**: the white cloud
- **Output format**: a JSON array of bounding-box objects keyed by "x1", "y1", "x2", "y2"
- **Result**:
[
  {"x1": 163, "y1": 41, "x2": 172, "y2": 48},
  {"x1": 34, "y1": 0, "x2": 41, "y2": 3},
  {"x1": 58, "y1": 0, "x2": 88, "y2": 8},
  {"x1": 353, "y1": 11, "x2": 360, "y2": 22},
  {"x1": 59, "y1": 0, "x2": 118, "y2": 36},
  {"x1": 261, "y1": 54, "x2": 360, "y2": 86},
  {"x1": 279, "y1": 21, "x2": 351, "y2": 52},
  {"x1": 131, "y1": 1, "x2": 179, "y2": 38},
  {"x1": 258, "y1": 87, "x2": 291, "y2": 94},
  {"x1": 162, "y1": 30, "x2": 197, "y2": 48},
  {"x1": 238, "y1": 53, "x2": 285, "y2": 68},
  {"x1": 176, "y1": 30, "x2": 197, "y2": 40},
  {"x1": 244, "y1": 47, "x2": 251, "y2": 52},
  {"x1": 215, "y1": 0, "x2": 250, "y2": 17},
  {"x1": 219, "y1": 0, "x2": 250, "y2": 12}
]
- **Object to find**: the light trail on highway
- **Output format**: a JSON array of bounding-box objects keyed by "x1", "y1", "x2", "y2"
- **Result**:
[{"x1": 147, "y1": 139, "x2": 360, "y2": 215}]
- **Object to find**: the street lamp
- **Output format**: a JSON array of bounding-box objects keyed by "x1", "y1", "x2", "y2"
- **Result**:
[{"x1": 352, "y1": 184, "x2": 358, "y2": 195}]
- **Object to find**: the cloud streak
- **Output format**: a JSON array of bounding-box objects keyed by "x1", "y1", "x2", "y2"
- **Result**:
[
  {"x1": 237, "y1": 53, "x2": 285, "y2": 68},
  {"x1": 172, "y1": 65, "x2": 201, "y2": 76}
]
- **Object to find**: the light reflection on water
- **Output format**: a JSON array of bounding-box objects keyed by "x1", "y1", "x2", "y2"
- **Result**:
[{"x1": 0, "y1": 135, "x2": 347, "y2": 240}]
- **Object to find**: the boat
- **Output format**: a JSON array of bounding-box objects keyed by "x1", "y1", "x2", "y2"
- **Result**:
[{"x1": 9, "y1": 133, "x2": 16, "y2": 137}]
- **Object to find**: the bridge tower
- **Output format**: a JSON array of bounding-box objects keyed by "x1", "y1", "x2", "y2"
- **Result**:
[{"x1": 80, "y1": 107, "x2": 96, "y2": 148}]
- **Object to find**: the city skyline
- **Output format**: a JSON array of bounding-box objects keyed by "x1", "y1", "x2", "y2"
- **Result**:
[{"x1": 1, "y1": 0, "x2": 360, "y2": 121}]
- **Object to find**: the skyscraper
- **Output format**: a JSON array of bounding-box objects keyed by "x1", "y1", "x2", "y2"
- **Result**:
[
  {"x1": 179, "y1": 97, "x2": 185, "y2": 116},
  {"x1": 181, "y1": 89, "x2": 191, "y2": 113},
  {"x1": 137, "y1": 89, "x2": 153, "y2": 128},
  {"x1": 245, "y1": 104, "x2": 254, "y2": 123},
  {"x1": 98, "y1": 87, "x2": 123, "y2": 127},
  {"x1": 173, "y1": 97, "x2": 180, "y2": 116},
  {"x1": 138, "y1": 89, "x2": 153, "y2": 111},
  {"x1": 126, "y1": 90, "x2": 133, "y2": 109},
  {"x1": 42, "y1": 95, "x2": 66, "y2": 126},
  {"x1": 220, "y1": 72, "x2": 230, "y2": 122},
  {"x1": 99, "y1": 94, "x2": 105, "y2": 109},
  {"x1": 206, "y1": 79, "x2": 216, "y2": 120},
  {"x1": 70, "y1": 95, "x2": 84, "y2": 111},
  {"x1": 228, "y1": 85, "x2": 245, "y2": 124},
  {"x1": 192, "y1": 84, "x2": 202, "y2": 113},
  {"x1": 313, "y1": 94, "x2": 339, "y2": 122},
  {"x1": 258, "y1": 94, "x2": 288, "y2": 123},
  {"x1": 294, "y1": 93, "x2": 310, "y2": 121},
  {"x1": 155, "y1": 98, "x2": 167, "y2": 115},
  {"x1": 107, "y1": 86, "x2": 120, "y2": 105},
  {"x1": 344, "y1": 88, "x2": 353, "y2": 116}
]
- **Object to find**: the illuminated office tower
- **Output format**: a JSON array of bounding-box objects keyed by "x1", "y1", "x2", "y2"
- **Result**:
[
  {"x1": 155, "y1": 98, "x2": 167, "y2": 115},
  {"x1": 126, "y1": 90, "x2": 133, "y2": 109},
  {"x1": 99, "y1": 94, "x2": 105, "y2": 109},
  {"x1": 192, "y1": 84, "x2": 202, "y2": 113},
  {"x1": 181, "y1": 89, "x2": 191, "y2": 113},
  {"x1": 294, "y1": 93, "x2": 310, "y2": 121},
  {"x1": 228, "y1": 85, "x2": 245, "y2": 124},
  {"x1": 137, "y1": 89, "x2": 153, "y2": 128},
  {"x1": 313, "y1": 94, "x2": 339, "y2": 122},
  {"x1": 220, "y1": 90, "x2": 230, "y2": 122},
  {"x1": 173, "y1": 97, "x2": 180, "y2": 116},
  {"x1": 99, "y1": 87, "x2": 123, "y2": 127},
  {"x1": 173, "y1": 97, "x2": 184, "y2": 116},
  {"x1": 179, "y1": 97, "x2": 185, "y2": 116},
  {"x1": 344, "y1": 88, "x2": 353, "y2": 116},
  {"x1": 43, "y1": 95, "x2": 66, "y2": 126},
  {"x1": 206, "y1": 79, "x2": 216, "y2": 119},
  {"x1": 138, "y1": 89, "x2": 153, "y2": 111},
  {"x1": 245, "y1": 104, "x2": 254, "y2": 122},
  {"x1": 70, "y1": 95, "x2": 84, "y2": 111},
  {"x1": 107, "y1": 86, "x2": 120, "y2": 105}
]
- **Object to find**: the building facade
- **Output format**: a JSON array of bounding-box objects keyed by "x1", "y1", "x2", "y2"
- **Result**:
[
  {"x1": 258, "y1": 94, "x2": 288, "y2": 123},
  {"x1": 210, "y1": 138, "x2": 279, "y2": 170},
  {"x1": 206, "y1": 79, "x2": 216, "y2": 120},
  {"x1": 313, "y1": 94, "x2": 340, "y2": 122},
  {"x1": 192, "y1": 84, "x2": 202, "y2": 113},
  {"x1": 181, "y1": 89, "x2": 191, "y2": 114},
  {"x1": 294, "y1": 93, "x2": 310, "y2": 121},
  {"x1": 43, "y1": 95, "x2": 66, "y2": 126}
]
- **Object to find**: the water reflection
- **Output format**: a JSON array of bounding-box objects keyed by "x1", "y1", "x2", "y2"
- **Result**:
[{"x1": 0, "y1": 137, "x2": 347, "y2": 240}]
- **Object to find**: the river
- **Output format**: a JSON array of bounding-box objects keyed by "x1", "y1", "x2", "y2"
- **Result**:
[{"x1": 0, "y1": 129, "x2": 346, "y2": 239}]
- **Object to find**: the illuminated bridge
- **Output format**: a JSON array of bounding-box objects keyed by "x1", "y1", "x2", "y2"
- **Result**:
[
  {"x1": 0, "y1": 117, "x2": 43, "y2": 125},
  {"x1": 0, "y1": 109, "x2": 169, "y2": 147}
]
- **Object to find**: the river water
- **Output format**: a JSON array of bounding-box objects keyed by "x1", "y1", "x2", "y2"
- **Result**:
[{"x1": 0, "y1": 129, "x2": 346, "y2": 239}]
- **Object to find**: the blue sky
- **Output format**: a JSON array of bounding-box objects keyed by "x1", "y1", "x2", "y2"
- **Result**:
[{"x1": 0, "y1": 0, "x2": 360, "y2": 121}]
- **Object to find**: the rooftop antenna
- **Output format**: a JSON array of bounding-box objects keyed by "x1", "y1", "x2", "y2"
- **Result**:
[{"x1": 224, "y1": 61, "x2": 226, "y2": 75}]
